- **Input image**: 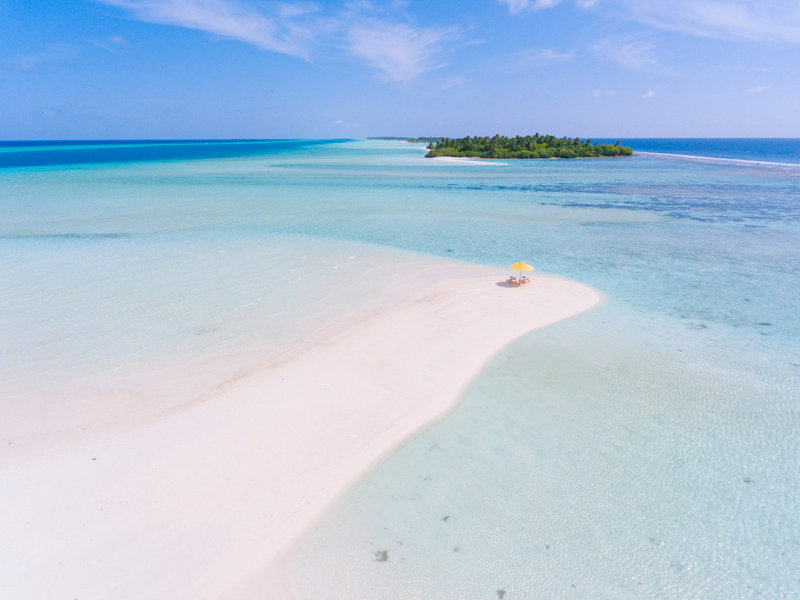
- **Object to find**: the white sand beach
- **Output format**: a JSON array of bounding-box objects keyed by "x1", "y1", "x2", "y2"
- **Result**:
[
  {"x1": 0, "y1": 267, "x2": 600, "y2": 599},
  {"x1": 429, "y1": 155, "x2": 509, "y2": 166}
]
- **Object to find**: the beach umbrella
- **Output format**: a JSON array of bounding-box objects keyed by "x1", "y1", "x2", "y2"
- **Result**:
[{"x1": 509, "y1": 261, "x2": 534, "y2": 282}]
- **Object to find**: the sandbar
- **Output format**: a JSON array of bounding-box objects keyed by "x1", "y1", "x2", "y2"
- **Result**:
[
  {"x1": 429, "y1": 155, "x2": 509, "y2": 166},
  {"x1": 0, "y1": 266, "x2": 600, "y2": 599}
]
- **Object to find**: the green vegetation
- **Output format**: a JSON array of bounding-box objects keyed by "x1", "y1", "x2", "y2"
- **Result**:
[{"x1": 424, "y1": 134, "x2": 632, "y2": 159}]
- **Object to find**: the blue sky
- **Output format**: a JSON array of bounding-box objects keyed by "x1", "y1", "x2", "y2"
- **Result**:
[{"x1": 2, "y1": 0, "x2": 799, "y2": 139}]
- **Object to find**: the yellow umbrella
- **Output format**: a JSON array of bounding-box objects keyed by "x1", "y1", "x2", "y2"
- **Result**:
[{"x1": 509, "y1": 261, "x2": 534, "y2": 283}]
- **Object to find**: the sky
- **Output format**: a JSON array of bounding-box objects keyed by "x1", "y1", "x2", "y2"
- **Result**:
[{"x1": 2, "y1": 0, "x2": 800, "y2": 139}]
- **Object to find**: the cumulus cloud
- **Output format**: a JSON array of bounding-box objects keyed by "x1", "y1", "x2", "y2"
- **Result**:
[
  {"x1": 642, "y1": 89, "x2": 655, "y2": 98},
  {"x1": 347, "y1": 21, "x2": 454, "y2": 83},
  {"x1": 747, "y1": 85, "x2": 772, "y2": 93}
]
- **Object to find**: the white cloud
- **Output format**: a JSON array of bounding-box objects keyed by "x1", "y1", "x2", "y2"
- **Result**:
[
  {"x1": 723, "y1": 64, "x2": 774, "y2": 72},
  {"x1": 4, "y1": 61, "x2": 40, "y2": 72},
  {"x1": 591, "y1": 33, "x2": 658, "y2": 71},
  {"x1": 498, "y1": 0, "x2": 565, "y2": 14},
  {"x1": 536, "y1": 48, "x2": 576, "y2": 61},
  {"x1": 97, "y1": 0, "x2": 456, "y2": 83},
  {"x1": 593, "y1": 89, "x2": 616, "y2": 97},
  {"x1": 347, "y1": 21, "x2": 453, "y2": 83},
  {"x1": 92, "y1": 35, "x2": 129, "y2": 51},
  {"x1": 2, "y1": 44, "x2": 73, "y2": 72},
  {"x1": 508, "y1": 47, "x2": 576, "y2": 71},
  {"x1": 747, "y1": 85, "x2": 772, "y2": 93},
  {"x1": 440, "y1": 75, "x2": 466, "y2": 89},
  {"x1": 613, "y1": 0, "x2": 800, "y2": 44},
  {"x1": 498, "y1": 0, "x2": 601, "y2": 13},
  {"x1": 96, "y1": 0, "x2": 318, "y2": 57},
  {"x1": 642, "y1": 88, "x2": 655, "y2": 98},
  {"x1": 498, "y1": 0, "x2": 800, "y2": 45}
]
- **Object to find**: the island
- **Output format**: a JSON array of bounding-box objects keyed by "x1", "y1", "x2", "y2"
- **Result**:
[{"x1": 421, "y1": 134, "x2": 633, "y2": 159}]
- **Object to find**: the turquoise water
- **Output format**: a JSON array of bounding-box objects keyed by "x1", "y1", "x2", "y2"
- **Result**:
[
  {"x1": 2, "y1": 139, "x2": 798, "y2": 597},
  {"x1": 0, "y1": 138, "x2": 344, "y2": 167}
]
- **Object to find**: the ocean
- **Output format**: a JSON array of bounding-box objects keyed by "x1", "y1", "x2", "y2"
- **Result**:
[
  {"x1": 2, "y1": 138, "x2": 798, "y2": 598},
  {"x1": 618, "y1": 138, "x2": 800, "y2": 165}
]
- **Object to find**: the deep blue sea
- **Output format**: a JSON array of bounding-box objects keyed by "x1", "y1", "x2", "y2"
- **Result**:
[
  {"x1": 1, "y1": 138, "x2": 798, "y2": 599},
  {"x1": 617, "y1": 138, "x2": 800, "y2": 165}
]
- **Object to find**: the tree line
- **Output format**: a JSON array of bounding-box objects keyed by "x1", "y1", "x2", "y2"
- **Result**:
[{"x1": 424, "y1": 134, "x2": 633, "y2": 159}]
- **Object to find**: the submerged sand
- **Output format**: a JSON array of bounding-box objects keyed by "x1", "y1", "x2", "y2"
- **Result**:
[{"x1": 0, "y1": 266, "x2": 600, "y2": 599}]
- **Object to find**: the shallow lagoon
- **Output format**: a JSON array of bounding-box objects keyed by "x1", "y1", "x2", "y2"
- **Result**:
[{"x1": 2, "y1": 139, "x2": 798, "y2": 597}]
